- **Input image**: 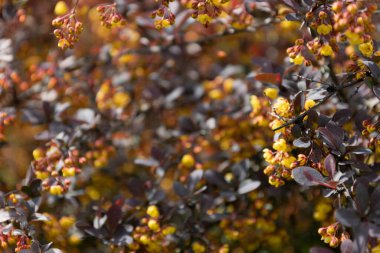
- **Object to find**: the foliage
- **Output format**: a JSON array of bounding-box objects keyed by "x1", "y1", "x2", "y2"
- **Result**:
[{"x1": 0, "y1": 0, "x2": 379, "y2": 252}]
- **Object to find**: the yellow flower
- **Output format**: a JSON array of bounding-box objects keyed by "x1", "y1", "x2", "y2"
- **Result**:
[
  {"x1": 273, "y1": 139, "x2": 288, "y2": 152},
  {"x1": 263, "y1": 148, "x2": 274, "y2": 164},
  {"x1": 223, "y1": 78, "x2": 234, "y2": 93},
  {"x1": 62, "y1": 167, "x2": 76, "y2": 177},
  {"x1": 69, "y1": 233, "x2": 82, "y2": 245},
  {"x1": 280, "y1": 21, "x2": 300, "y2": 30},
  {"x1": 250, "y1": 95, "x2": 261, "y2": 114},
  {"x1": 54, "y1": 1, "x2": 69, "y2": 16},
  {"x1": 181, "y1": 154, "x2": 195, "y2": 168},
  {"x1": 33, "y1": 148, "x2": 44, "y2": 161},
  {"x1": 263, "y1": 88, "x2": 278, "y2": 100},
  {"x1": 290, "y1": 54, "x2": 304, "y2": 65},
  {"x1": 317, "y1": 24, "x2": 332, "y2": 35},
  {"x1": 192, "y1": 241, "x2": 206, "y2": 253},
  {"x1": 320, "y1": 44, "x2": 333, "y2": 56},
  {"x1": 270, "y1": 119, "x2": 285, "y2": 133},
  {"x1": 359, "y1": 41, "x2": 374, "y2": 57},
  {"x1": 113, "y1": 92, "x2": 130, "y2": 108},
  {"x1": 139, "y1": 235, "x2": 150, "y2": 245},
  {"x1": 281, "y1": 156, "x2": 296, "y2": 168},
  {"x1": 197, "y1": 14, "x2": 212, "y2": 25},
  {"x1": 273, "y1": 98, "x2": 291, "y2": 117},
  {"x1": 345, "y1": 31, "x2": 363, "y2": 45},
  {"x1": 209, "y1": 89, "x2": 223, "y2": 100},
  {"x1": 146, "y1": 205, "x2": 160, "y2": 218},
  {"x1": 35, "y1": 171, "x2": 50, "y2": 180},
  {"x1": 304, "y1": 99, "x2": 316, "y2": 110},
  {"x1": 59, "y1": 216, "x2": 75, "y2": 229},
  {"x1": 162, "y1": 226, "x2": 176, "y2": 235},
  {"x1": 50, "y1": 185, "x2": 64, "y2": 195},
  {"x1": 161, "y1": 19, "x2": 171, "y2": 28},
  {"x1": 148, "y1": 219, "x2": 160, "y2": 231}
]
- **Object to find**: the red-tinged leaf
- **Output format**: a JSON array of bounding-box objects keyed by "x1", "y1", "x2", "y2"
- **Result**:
[
  {"x1": 106, "y1": 204, "x2": 123, "y2": 233},
  {"x1": 292, "y1": 166, "x2": 326, "y2": 186},
  {"x1": 324, "y1": 154, "x2": 336, "y2": 179},
  {"x1": 254, "y1": 73, "x2": 281, "y2": 85}
]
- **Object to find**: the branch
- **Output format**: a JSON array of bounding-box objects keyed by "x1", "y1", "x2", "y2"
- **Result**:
[
  {"x1": 116, "y1": 19, "x2": 279, "y2": 58},
  {"x1": 272, "y1": 78, "x2": 364, "y2": 131}
]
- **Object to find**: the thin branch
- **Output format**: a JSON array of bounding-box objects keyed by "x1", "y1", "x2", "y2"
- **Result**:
[
  {"x1": 272, "y1": 77, "x2": 364, "y2": 131},
  {"x1": 290, "y1": 74, "x2": 332, "y2": 86},
  {"x1": 116, "y1": 20, "x2": 279, "y2": 58}
]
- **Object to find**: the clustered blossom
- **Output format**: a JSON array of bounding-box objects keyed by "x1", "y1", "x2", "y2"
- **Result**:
[
  {"x1": 187, "y1": 0, "x2": 230, "y2": 26},
  {"x1": 286, "y1": 1, "x2": 378, "y2": 76},
  {"x1": 32, "y1": 143, "x2": 86, "y2": 195},
  {"x1": 151, "y1": 0, "x2": 176, "y2": 29},
  {"x1": 96, "y1": 3, "x2": 127, "y2": 28},
  {"x1": 130, "y1": 205, "x2": 176, "y2": 252},
  {"x1": 52, "y1": 5, "x2": 83, "y2": 49},
  {"x1": 318, "y1": 223, "x2": 350, "y2": 248}
]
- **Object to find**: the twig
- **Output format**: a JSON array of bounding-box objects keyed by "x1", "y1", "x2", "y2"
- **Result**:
[
  {"x1": 272, "y1": 77, "x2": 364, "y2": 131},
  {"x1": 116, "y1": 20, "x2": 279, "y2": 58}
]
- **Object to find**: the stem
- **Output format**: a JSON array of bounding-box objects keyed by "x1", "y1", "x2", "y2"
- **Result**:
[{"x1": 272, "y1": 77, "x2": 364, "y2": 131}]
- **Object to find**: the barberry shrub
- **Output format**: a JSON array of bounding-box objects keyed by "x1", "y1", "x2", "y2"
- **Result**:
[{"x1": 0, "y1": 0, "x2": 379, "y2": 252}]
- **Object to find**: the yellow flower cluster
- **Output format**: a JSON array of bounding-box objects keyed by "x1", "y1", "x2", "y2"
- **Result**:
[
  {"x1": 131, "y1": 205, "x2": 176, "y2": 252},
  {"x1": 273, "y1": 98, "x2": 291, "y2": 117},
  {"x1": 96, "y1": 82, "x2": 131, "y2": 111},
  {"x1": 318, "y1": 223, "x2": 348, "y2": 248}
]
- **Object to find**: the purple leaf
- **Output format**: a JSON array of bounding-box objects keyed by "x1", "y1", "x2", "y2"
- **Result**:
[
  {"x1": 324, "y1": 154, "x2": 336, "y2": 179},
  {"x1": 335, "y1": 208, "x2": 360, "y2": 227},
  {"x1": 237, "y1": 179, "x2": 260, "y2": 195},
  {"x1": 292, "y1": 166, "x2": 326, "y2": 186},
  {"x1": 340, "y1": 239, "x2": 354, "y2": 253},
  {"x1": 293, "y1": 137, "x2": 311, "y2": 148},
  {"x1": 309, "y1": 247, "x2": 334, "y2": 253}
]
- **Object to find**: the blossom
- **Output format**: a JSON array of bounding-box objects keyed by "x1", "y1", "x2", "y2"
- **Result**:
[
  {"x1": 273, "y1": 139, "x2": 288, "y2": 152},
  {"x1": 345, "y1": 31, "x2": 363, "y2": 45},
  {"x1": 317, "y1": 24, "x2": 332, "y2": 35},
  {"x1": 304, "y1": 99, "x2": 316, "y2": 110},
  {"x1": 62, "y1": 167, "x2": 76, "y2": 177},
  {"x1": 197, "y1": 14, "x2": 212, "y2": 25},
  {"x1": 264, "y1": 88, "x2": 279, "y2": 99},
  {"x1": 359, "y1": 41, "x2": 373, "y2": 57},
  {"x1": 54, "y1": 1, "x2": 69, "y2": 16},
  {"x1": 250, "y1": 95, "x2": 262, "y2": 114},
  {"x1": 320, "y1": 44, "x2": 333, "y2": 56},
  {"x1": 281, "y1": 156, "x2": 296, "y2": 168},
  {"x1": 50, "y1": 185, "x2": 64, "y2": 195},
  {"x1": 290, "y1": 54, "x2": 304, "y2": 65},
  {"x1": 148, "y1": 219, "x2": 160, "y2": 231},
  {"x1": 146, "y1": 205, "x2": 160, "y2": 218},
  {"x1": 273, "y1": 98, "x2": 291, "y2": 117},
  {"x1": 181, "y1": 154, "x2": 195, "y2": 168},
  {"x1": 192, "y1": 241, "x2": 206, "y2": 253}
]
